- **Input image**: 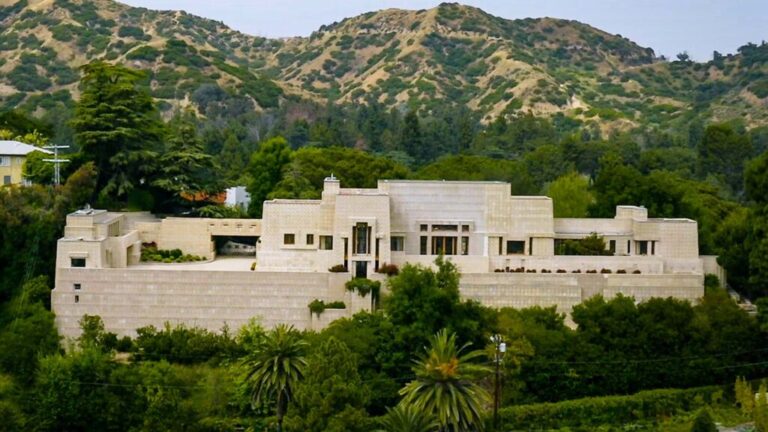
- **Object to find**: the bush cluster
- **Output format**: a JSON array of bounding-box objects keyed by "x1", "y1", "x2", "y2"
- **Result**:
[
  {"x1": 308, "y1": 299, "x2": 346, "y2": 316},
  {"x1": 498, "y1": 386, "x2": 724, "y2": 430},
  {"x1": 140, "y1": 243, "x2": 204, "y2": 263}
]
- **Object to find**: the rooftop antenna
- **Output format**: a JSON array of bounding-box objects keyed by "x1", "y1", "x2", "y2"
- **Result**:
[{"x1": 42, "y1": 143, "x2": 70, "y2": 185}]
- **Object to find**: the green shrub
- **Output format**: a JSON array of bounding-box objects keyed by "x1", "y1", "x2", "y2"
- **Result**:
[
  {"x1": 498, "y1": 386, "x2": 723, "y2": 431},
  {"x1": 345, "y1": 278, "x2": 380, "y2": 297},
  {"x1": 328, "y1": 264, "x2": 347, "y2": 273},
  {"x1": 690, "y1": 409, "x2": 717, "y2": 432},
  {"x1": 126, "y1": 45, "x2": 160, "y2": 61}
]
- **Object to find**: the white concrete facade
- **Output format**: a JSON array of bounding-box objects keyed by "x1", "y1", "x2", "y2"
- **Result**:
[{"x1": 52, "y1": 179, "x2": 716, "y2": 338}]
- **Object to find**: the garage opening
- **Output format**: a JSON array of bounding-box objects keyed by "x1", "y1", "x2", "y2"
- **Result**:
[{"x1": 213, "y1": 236, "x2": 259, "y2": 256}]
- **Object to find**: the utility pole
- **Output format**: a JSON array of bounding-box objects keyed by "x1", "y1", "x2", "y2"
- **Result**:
[
  {"x1": 42, "y1": 143, "x2": 70, "y2": 185},
  {"x1": 490, "y1": 334, "x2": 507, "y2": 431}
]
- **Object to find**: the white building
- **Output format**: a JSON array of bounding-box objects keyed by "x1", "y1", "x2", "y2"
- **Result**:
[{"x1": 52, "y1": 179, "x2": 722, "y2": 338}]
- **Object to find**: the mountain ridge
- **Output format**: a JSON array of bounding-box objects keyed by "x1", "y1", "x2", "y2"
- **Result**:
[{"x1": 0, "y1": 0, "x2": 766, "y2": 131}]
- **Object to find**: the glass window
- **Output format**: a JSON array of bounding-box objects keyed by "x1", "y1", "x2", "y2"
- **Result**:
[
  {"x1": 71, "y1": 258, "x2": 86, "y2": 268},
  {"x1": 420, "y1": 236, "x2": 428, "y2": 255},
  {"x1": 506, "y1": 241, "x2": 525, "y2": 255},
  {"x1": 354, "y1": 223, "x2": 369, "y2": 254},
  {"x1": 319, "y1": 235, "x2": 333, "y2": 250},
  {"x1": 0, "y1": 156, "x2": 9, "y2": 167},
  {"x1": 306, "y1": 234, "x2": 314, "y2": 245},
  {"x1": 420, "y1": 224, "x2": 428, "y2": 232},
  {"x1": 461, "y1": 237, "x2": 469, "y2": 255},
  {"x1": 390, "y1": 236, "x2": 404, "y2": 252},
  {"x1": 283, "y1": 233, "x2": 295, "y2": 245},
  {"x1": 432, "y1": 236, "x2": 457, "y2": 255},
  {"x1": 432, "y1": 224, "x2": 457, "y2": 232},
  {"x1": 462, "y1": 225, "x2": 470, "y2": 232},
  {"x1": 638, "y1": 241, "x2": 648, "y2": 255},
  {"x1": 3, "y1": 175, "x2": 10, "y2": 185},
  {"x1": 609, "y1": 240, "x2": 616, "y2": 254},
  {"x1": 74, "y1": 283, "x2": 81, "y2": 290},
  {"x1": 74, "y1": 295, "x2": 79, "y2": 303}
]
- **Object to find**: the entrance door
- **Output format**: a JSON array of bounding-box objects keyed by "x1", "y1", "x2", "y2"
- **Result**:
[{"x1": 355, "y1": 261, "x2": 368, "y2": 278}]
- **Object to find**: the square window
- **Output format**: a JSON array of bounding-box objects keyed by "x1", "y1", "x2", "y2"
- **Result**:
[
  {"x1": 319, "y1": 236, "x2": 333, "y2": 250},
  {"x1": 284, "y1": 234, "x2": 295, "y2": 245},
  {"x1": 71, "y1": 258, "x2": 86, "y2": 268},
  {"x1": 3, "y1": 175, "x2": 10, "y2": 185},
  {"x1": 462, "y1": 225, "x2": 470, "y2": 232},
  {"x1": 506, "y1": 241, "x2": 525, "y2": 255},
  {"x1": 73, "y1": 283, "x2": 81, "y2": 290},
  {"x1": 420, "y1": 224, "x2": 428, "y2": 232},
  {"x1": 391, "y1": 236, "x2": 404, "y2": 252},
  {"x1": 306, "y1": 234, "x2": 314, "y2": 245}
]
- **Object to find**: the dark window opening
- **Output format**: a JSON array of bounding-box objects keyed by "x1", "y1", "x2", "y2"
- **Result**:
[
  {"x1": 506, "y1": 241, "x2": 525, "y2": 255},
  {"x1": 420, "y1": 236, "x2": 428, "y2": 255},
  {"x1": 391, "y1": 236, "x2": 404, "y2": 252},
  {"x1": 651, "y1": 241, "x2": 656, "y2": 255},
  {"x1": 306, "y1": 234, "x2": 314, "y2": 245},
  {"x1": 420, "y1": 224, "x2": 428, "y2": 232},
  {"x1": 355, "y1": 261, "x2": 368, "y2": 278},
  {"x1": 432, "y1": 236, "x2": 457, "y2": 255},
  {"x1": 319, "y1": 235, "x2": 333, "y2": 250},
  {"x1": 638, "y1": 241, "x2": 648, "y2": 256},
  {"x1": 462, "y1": 225, "x2": 470, "y2": 232},
  {"x1": 74, "y1": 283, "x2": 81, "y2": 290},
  {"x1": 461, "y1": 237, "x2": 469, "y2": 255},
  {"x1": 432, "y1": 224, "x2": 457, "y2": 232},
  {"x1": 74, "y1": 295, "x2": 79, "y2": 303},
  {"x1": 609, "y1": 240, "x2": 616, "y2": 254},
  {"x1": 353, "y1": 223, "x2": 371, "y2": 254},
  {"x1": 284, "y1": 233, "x2": 295, "y2": 245},
  {"x1": 71, "y1": 258, "x2": 86, "y2": 268},
  {"x1": 627, "y1": 240, "x2": 631, "y2": 254}
]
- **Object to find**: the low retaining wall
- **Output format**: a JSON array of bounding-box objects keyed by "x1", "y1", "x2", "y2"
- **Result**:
[{"x1": 53, "y1": 269, "x2": 704, "y2": 338}]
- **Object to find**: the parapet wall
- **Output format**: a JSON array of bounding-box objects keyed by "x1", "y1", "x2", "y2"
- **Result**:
[{"x1": 52, "y1": 268, "x2": 351, "y2": 338}]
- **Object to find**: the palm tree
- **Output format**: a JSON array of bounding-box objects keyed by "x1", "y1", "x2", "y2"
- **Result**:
[
  {"x1": 399, "y1": 329, "x2": 491, "y2": 432},
  {"x1": 243, "y1": 324, "x2": 307, "y2": 432},
  {"x1": 377, "y1": 403, "x2": 439, "y2": 432}
]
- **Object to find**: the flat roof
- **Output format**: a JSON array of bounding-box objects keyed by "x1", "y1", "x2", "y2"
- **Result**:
[{"x1": 379, "y1": 179, "x2": 508, "y2": 185}]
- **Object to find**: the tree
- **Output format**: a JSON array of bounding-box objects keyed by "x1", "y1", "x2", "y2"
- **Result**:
[
  {"x1": 399, "y1": 329, "x2": 490, "y2": 432},
  {"x1": 543, "y1": 172, "x2": 594, "y2": 217},
  {"x1": 285, "y1": 337, "x2": 371, "y2": 432},
  {"x1": 219, "y1": 132, "x2": 249, "y2": 182},
  {"x1": 246, "y1": 136, "x2": 292, "y2": 217},
  {"x1": 152, "y1": 111, "x2": 218, "y2": 204},
  {"x1": 71, "y1": 61, "x2": 163, "y2": 201},
  {"x1": 243, "y1": 324, "x2": 307, "y2": 432},
  {"x1": 401, "y1": 110, "x2": 424, "y2": 163},
  {"x1": 376, "y1": 403, "x2": 438, "y2": 432},
  {"x1": 698, "y1": 123, "x2": 753, "y2": 193},
  {"x1": 690, "y1": 409, "x2": 717, "y2": 432}
]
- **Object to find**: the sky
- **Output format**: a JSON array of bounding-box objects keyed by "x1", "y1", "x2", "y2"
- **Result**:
[{"x1": 120, "y1": 0, "x2": 767, "y2": 61}]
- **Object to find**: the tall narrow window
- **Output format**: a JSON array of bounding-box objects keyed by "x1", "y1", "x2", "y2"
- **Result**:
[
  {"x1": 74, "y1": 295, "x2": 79, "y2": 303},
  {"x1": 306, "y1": 234, "x2": 314, "y2": 245},
  {"x1": 627, "y1": 240, "x2": 631, "y2": 254},
  {"x1": 651, "y1": 241, "x2": 656, "y2": 255},
  {"x1": 609, "y1": 240, "x2": 616, "y2": 254},
  {"x1": 354, "y1": 223, "x2": 369, "y2": 254},
  {"x1": 461, "y1": 237, "x2": 469, "y2": 255},
  {"x1": 420, "y1": 236, "x2": 428, "y2": 255}
]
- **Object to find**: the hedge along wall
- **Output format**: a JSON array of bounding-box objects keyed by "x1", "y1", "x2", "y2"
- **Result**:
[{"x1": 498, "y1": 386, "x2": 726, "y2": 431}]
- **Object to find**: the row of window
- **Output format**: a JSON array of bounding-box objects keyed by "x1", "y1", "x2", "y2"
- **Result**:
[{"x1": 283, "y1": 233, "x2": 333, "y2": 250}]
